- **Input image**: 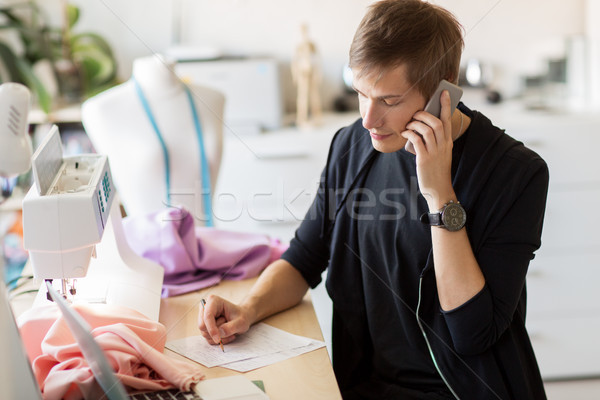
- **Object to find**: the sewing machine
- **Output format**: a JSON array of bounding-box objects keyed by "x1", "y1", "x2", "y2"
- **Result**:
[
  {"x1": 0, "y1": 83, "x2": 164, "y2": 400},
  {"x1": 21, "y1": 122, "x2": 164, "y2": 320},
  {"x1": 0, "y1": 83, "x2": 32, "y2": 200},
  {"x1": 0, "y1": 81, "x2": 162, "y2": 319},
  {"x1": 23, "y1": 126, "x2": 113, "y2": 294}
]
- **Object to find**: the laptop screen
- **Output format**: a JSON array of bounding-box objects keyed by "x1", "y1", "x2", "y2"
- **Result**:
[
  {"x1": 45, "y1": 282, "x2": 129, "y2": 400},
  {"x1": 0, "y1": 281, "x2": 129, "y2": 400},
  {"x1": 0, "y1": 283, "x2": 42, "y2": 400}
]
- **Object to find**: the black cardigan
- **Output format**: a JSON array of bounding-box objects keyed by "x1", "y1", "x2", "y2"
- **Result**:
[{"x1": 282, "y1": 104, "x2": 549, "y2": 399}]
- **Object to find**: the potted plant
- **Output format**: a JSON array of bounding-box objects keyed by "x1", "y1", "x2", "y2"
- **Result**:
[{"x1": 0, "y1": 0, "x2": 117, "y2": 113}]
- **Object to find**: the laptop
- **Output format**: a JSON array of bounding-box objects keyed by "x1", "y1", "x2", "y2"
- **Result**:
[
  {"x1": 1, "y1": 281, "x2": 267, "y2": 400},
  {"x1": 0, "y1": 281, "x2": 43, "y2": 400}
]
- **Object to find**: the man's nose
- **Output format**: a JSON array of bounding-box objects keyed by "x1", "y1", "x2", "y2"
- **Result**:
[{"x1": 362, "y1": 101, "x2": 384, "y2": 131}]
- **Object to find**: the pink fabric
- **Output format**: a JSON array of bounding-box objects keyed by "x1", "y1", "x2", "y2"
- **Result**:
[
  {"x1": 18, "y1": 303, "x2": 204, "y2": 400},
  {"x1": 122, "y1": 207, "x2": 289, "y2": 297}
]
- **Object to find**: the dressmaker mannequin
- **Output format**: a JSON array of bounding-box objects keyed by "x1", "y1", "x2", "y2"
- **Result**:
[{"x1": 81, "y1": 55, "x2": 225, "y2": 225}]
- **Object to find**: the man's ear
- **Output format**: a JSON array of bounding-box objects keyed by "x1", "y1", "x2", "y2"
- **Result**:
[{"x1": 444, "y1": 73, "x2": 459, "y2": 85}]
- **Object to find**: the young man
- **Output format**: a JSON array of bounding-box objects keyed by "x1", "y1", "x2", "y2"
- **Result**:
[{"x1": 199, "y1": 1, "x2": 549, "y2": 398}]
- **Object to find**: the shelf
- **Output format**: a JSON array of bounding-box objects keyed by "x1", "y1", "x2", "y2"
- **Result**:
[{"x1": 28, "y1": 104, "x2": 82, "y2": 125}]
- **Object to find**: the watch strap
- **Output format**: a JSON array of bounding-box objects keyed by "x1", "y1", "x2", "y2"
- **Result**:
[{"x1": 419, "y1": 211, "x2": 442, "y2": 226}]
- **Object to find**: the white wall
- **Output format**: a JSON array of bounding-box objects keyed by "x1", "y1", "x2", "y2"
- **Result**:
[
  {"x1": 44, "y1": 0, "x2": 586, "y2": 111},
  {"x1": 586, "y1": 0, "x2": 600, "y2": 108}
]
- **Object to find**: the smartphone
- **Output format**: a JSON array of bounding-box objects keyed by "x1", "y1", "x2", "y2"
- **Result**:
[
  {"x1": 423, "y1": 79, "x2": 463, "y2": 117},
  {"x1": 405, "y1": 80, "x2": 463, "y2": 154}
]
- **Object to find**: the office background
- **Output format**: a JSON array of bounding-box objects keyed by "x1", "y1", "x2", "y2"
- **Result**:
[
  {"x1": 38, "y1": 0, "x2": 599, "y2": 113},
  {"x1": 2, "y1": 1, "x2": 600, "y2": 398}
]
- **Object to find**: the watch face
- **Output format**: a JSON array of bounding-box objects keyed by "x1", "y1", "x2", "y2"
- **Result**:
[{"x1": 441, "y1": 202, "x2": 466, "y2": 232}]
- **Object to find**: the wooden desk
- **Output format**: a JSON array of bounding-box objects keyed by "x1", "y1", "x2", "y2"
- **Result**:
[{"x1": 159, "y1": 278, "x2": 342, "y2": 400}]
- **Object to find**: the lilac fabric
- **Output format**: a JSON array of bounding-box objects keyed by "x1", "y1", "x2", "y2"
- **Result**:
[{"x1": 122, "y1": 208, "x2": 288, "y2": 297}]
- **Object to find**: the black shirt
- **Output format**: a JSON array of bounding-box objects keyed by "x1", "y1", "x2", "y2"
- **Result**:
[{"x1": 355, "y1": 132, "x2": 467, "y2": 395}]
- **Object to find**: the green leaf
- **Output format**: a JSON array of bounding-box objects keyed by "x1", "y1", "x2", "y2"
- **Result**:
[
  {"x1": 70, "y1": 32, "x2": 117, "y2": 94},
  {"x1": 75, "y1": 46, "x2": 116, "y2": 88},
  {"x1": 1, "y1": 9, "x2": 26, "y2": 26},
  {"x1": 0, "y1": 41, "x2": 23, "y2": 81},
  {"x1": 66, "y1": 4, "x2": 79, "y2": 30},
  {"x1": 71, "y1": 32, "x2": 114, "y2": 58},
  {"x1": 3, "y1": 3, "x2": 50, "y2": 63},
  {"x1": 15, "y1": 57, "x2": 52, "y2": 113}
]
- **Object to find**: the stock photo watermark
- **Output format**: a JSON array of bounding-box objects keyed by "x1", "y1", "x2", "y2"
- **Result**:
[{"x1": 162, "y1": 176, "x2": 425, "y2": 224}]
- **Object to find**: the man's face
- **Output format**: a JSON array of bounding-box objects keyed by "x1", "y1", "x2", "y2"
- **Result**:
[{"x1": 352, "y1": 64, "x2": 426, "y2": 153}]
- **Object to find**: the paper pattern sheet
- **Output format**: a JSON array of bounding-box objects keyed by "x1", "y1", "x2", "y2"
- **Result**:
[{"x1": 166, "y1": 323, "x2": 325, "y2": 372}]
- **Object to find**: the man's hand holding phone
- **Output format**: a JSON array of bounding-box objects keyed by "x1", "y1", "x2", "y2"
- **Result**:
[
  {"x1": 403, "y1": 79, "x2": 463, "y2": 154},
  {"x1": 423, "y1": 79, "x2": 463, "y2": 119},
  {"x1": 402, "y1": 80, "x2": 463, "y2": 209}
]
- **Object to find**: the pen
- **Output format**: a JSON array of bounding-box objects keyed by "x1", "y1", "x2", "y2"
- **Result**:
[{"x1": 201, "y1": 298, "x2": 224, "y2": 352}]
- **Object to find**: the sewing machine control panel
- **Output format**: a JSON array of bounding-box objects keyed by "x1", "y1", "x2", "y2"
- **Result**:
[{"x1": 95, "y1": 164, "x2": 114, "y2": 228}]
